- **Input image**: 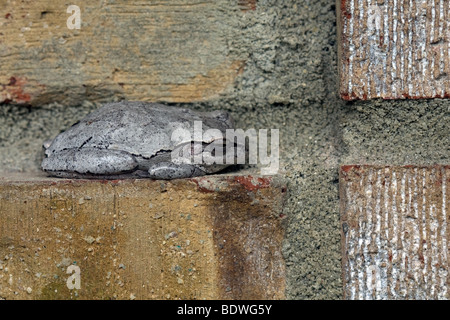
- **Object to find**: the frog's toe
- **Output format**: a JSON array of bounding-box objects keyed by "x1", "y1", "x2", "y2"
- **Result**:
[
  {"x1": 42, "y1": 139, "x2": 53, "y2": 150},
  {"x1": 42, "y1": 148, "x2": 138, "y2": 176},
  {"x1": 148, "y1": 162, "x2": 206, "y2": 180}
]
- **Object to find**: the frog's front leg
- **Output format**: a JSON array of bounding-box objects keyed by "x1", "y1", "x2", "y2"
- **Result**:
[
  {"x1": 148, "y1": 162, "x2": 206, "y2": 180},
  {"x1": 42, "y1": 148, "x2": 138, "y2": 177}
]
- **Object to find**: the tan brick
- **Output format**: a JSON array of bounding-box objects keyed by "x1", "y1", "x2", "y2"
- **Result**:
[
  {"x1": 340, "y1": 165, "x2": 449, "y2": 299},
  {"x1": 0, "y1": 173, "x2": 286, "y2": 300},
  {"x1": 338, "y1": 0, "x2": 450, "y2": 100},
  {"x1": 0, "y1": 1, "x2": 244, "y2": 106}
]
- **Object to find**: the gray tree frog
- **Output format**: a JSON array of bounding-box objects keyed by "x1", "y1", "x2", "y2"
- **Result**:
[{"x1": 41, "y1": 101, "x2": 240, "y2": 180}]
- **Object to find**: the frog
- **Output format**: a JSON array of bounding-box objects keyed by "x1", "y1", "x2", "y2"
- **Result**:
[{"x1": 41, "y1": 101, "x2": 242, "y2": 180}]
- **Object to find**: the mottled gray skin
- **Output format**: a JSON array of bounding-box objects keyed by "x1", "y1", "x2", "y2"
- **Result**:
[{"x1": 41, "y1": 101, "x2": 237, "y2": 179}]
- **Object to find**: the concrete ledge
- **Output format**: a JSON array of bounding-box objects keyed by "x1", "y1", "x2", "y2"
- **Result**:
[{"x1": 0, "y1": 173, "x2": 286, "y2": 300}]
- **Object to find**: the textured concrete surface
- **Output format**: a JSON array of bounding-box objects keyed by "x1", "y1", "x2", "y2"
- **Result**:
[
  {"x1": 338, "y1": 0, "x2": 450, "y2": 100},
  {"x1": 0, "y1": 173, "x2": 286, "y2": 300},
  {"x1": 0, "y1": 0, "x2": 449, "y2": 299},
  {"x1": 340, "y1": 165, "x2": 449, "y2": 300}
]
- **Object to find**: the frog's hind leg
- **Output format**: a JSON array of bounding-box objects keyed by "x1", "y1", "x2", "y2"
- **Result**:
[
  {"x1": 42, "y1": 148, "x2": 139, "y2": 178},
  {"x1": 147, "y1": 162, "x2": 206, "y2": 180}
]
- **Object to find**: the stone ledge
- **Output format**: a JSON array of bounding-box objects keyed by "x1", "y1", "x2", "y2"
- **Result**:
[{"x1": 0, "y1": 173, "x2": 286, "y2": 300}]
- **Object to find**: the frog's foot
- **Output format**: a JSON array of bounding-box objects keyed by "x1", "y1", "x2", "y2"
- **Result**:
[
  {"x1": 42, "y1": 139, "x2": 53, "y2": 150},
  {"x1": 148, "y1": 162, "x2": 206, "y2": 180},
  {"x1": 42, "y1": 148, "x2": 139, "y2": 177}
]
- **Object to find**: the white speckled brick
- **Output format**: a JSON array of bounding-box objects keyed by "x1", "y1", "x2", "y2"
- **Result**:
[
  {"x1": 338, "y1": 0, "x2": 450, "y2": 100},
  {"x1": 340, "y1": 165, "x2": 449, "y2": 300}
]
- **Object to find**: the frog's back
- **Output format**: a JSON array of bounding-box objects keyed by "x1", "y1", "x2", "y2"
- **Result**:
[{"x1": 45, "y1": 101, "x2": 232, "y2": 159}]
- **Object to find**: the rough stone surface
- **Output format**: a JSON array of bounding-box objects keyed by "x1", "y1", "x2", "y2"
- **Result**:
[
  {"x1": 0, "y1": 0, "x2": 449, "y2": 300},
  {"x1": 0, "y1": 173, "x2": 286, "y2": 300},
  {"x1": 340, "y1": 165, "x2": 449, "y2": 299},
  {"x1": 338, "y1": 0, "x2": 450, "y2": 100}
]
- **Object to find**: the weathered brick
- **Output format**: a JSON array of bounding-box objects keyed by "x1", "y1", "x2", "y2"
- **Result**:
[
  {"x1": 0, "y1": 173, "x2": 286, "y2": 300},
  {"x1": 0, "y1": 1, "x2": 244, "y2": 106},
  {"x1": 340, "y1": 165, "x2": 449, "y2": 299},
  {"x1": 338, "y1": 0, "x2": 450, "y2": 100}
]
